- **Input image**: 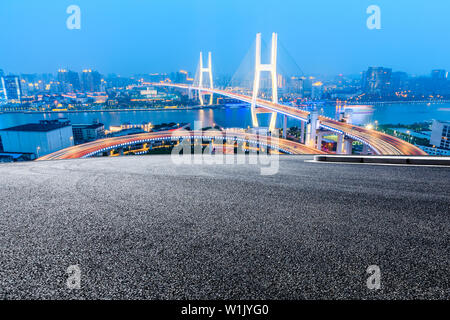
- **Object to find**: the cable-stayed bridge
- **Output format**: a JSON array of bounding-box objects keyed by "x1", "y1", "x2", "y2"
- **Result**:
[
  {"x1": 40, "y1": 32, "x2": 427, "y2": 160},
  {"x1": 155, "y1": 33, "x2": 427, "y2": 156}
]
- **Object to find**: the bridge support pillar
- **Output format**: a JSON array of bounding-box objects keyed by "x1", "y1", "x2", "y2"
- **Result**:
[
  {"x1": 283, "y1": 115, "x2": 287, "y2": 138},
  {"x1": 344, "y1": 139, "x2": 353, "y2": 154},
  {"x1": 362, "y1": 144, "x2": 370, "y2": 155},
  {"x1": 337, "y1": 134, "x2": 344, "y2": 154},
  {"x1": 209, "y1": 141, "x2": 213, "y2": 154},
  {"x1": 337, "y1": 135, "x2": 353, "y2": 155},
  {"x1": 317, "y1": 132, "x2": 323, "y2": 151},
  {"x1": 306, "y1": 110, "x2": 319, "y2": 148},
  {"x1": 300, "y1": 121, "x2": 305, "y2": 144}
]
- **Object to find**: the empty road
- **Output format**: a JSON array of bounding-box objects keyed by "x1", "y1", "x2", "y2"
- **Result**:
[{"x1": 0, "y1": 155, "x2": 449, "y2": 299}]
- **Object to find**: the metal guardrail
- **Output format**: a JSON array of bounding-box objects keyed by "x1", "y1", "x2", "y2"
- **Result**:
[{"x1": 314, "y1": 155, "x2": 450, "y2": 166}]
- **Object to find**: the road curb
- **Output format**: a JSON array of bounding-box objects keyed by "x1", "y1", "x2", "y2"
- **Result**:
[{"x1": 314, "y1": 155, "x2": 450, "y2": 166}]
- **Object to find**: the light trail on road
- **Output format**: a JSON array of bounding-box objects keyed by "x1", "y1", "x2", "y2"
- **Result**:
[
  {"x1": 37, "y1": 130, "x2": 324, "y2": 160},
  {"x1": 153, "y1": 83, "x2": 427, "y2": 156}
]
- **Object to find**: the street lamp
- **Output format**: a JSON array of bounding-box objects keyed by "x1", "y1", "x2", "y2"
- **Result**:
[
  {"x1": 406, "y1": 130, "x2": 412, "y2": 143},
  {"x1": 36, "y1": 146, "x2": 41, "y2": 158}
]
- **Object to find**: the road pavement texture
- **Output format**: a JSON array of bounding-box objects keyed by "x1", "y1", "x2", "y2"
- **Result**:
[{"x1": 0, "y1": 155, "x2": 449, "y2": 299}]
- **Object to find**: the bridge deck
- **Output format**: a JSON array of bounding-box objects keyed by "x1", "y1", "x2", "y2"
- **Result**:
[
  {"x1": 38, "y1": 130, "x2": 324, "y2": 160},
  {"x1": 154, "y1": 83, "x2": 427, "y2": 156}
]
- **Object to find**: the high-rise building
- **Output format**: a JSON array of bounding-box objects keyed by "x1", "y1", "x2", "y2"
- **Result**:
[
  {"x1": 92, "y1": 71, "x2": 102, "y2": 91},
  {"x1": 57, "y1": 69, "x2": 70, "y2": 92},
  {"x1": 20, "y1": 74, "x2": 37, "y2": 95},
  {"x1": 302, "y1": 77, "x2": 313, "y2": 97},
  {"x1": 68, "y1": 71, "x2": 81, "y2": 91},
  {"x1": 430, "y1": 69, "x2": 448, "y2": 94},
  {"x1": 146, "y1": 73, "x2": 168, "y2": 83},
  {"x1": 311, "y1": 81, "x2": 324, "y2": 100},
  {"x1": 288, "y1": 76, "x2": 303, "y2": 94},
  {"x1": 430, "y1": 120, "x2": 450, "y2": 150},
  {"x1": 1, "y1": 75, "x2": 22, "y2": 102},
  {"x1": 0, "y1": 69, "x2": 4, "y2": 98},
  {"x1": 175, "y1": 70, "x2": 188, "y2": 84},
  {"x1": 361, "y1": 67, "x2": 392, "y2": 95},
  {"x1": 81, "y1": 69, "x2": 102, "y2": 92},
  {"x1": 82, "y1": 70, "x2": 93, "y2": 92},
  {"x1": 391, "y1": 72, "x2": 408, "y2": 92},
  {"x1": 58, "y1": 69, "x2": 81, "y2": 93},
  {"x1": 58, "y1": 69, "x2": 81, "y2": 92},
  {"x1": 431, "y1": 69, "x2": 447, "y2": 80}
]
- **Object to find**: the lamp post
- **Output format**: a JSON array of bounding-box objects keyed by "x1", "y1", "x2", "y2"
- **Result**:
[
  {"x1": 36, "y1": 146, "x2": 41, "y2": 159},
  {"x1": 406, "y1": 130, "x2": 412, "y2": 143}
]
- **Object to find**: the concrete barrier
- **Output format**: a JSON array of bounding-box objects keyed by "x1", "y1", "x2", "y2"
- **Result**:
[{"x1": 314, "y1": 155, "x2": 450, "y2": 166}]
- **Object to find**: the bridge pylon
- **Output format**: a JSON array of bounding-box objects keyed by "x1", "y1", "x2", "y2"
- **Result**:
[
  {"x1": 251, "y1": 32, "x2": 278, "y2": 132},
  {"x1": 306, "y1": 109, "x2": 319, "y2": 148},
  {"x1": 198, "y1": 51, "x2": 214, "y2": 106}
]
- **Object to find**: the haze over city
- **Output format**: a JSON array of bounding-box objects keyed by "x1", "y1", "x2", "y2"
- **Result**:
[{"x1": 1, "y1": 0, "x2": 450, "y2": 76}]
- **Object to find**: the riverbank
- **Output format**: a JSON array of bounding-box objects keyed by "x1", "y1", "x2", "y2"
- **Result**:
[
  {"x1": 346, "y1": 100, "x2": 450, "y2": 105},
  {"x1": 1, "y1": 101, "x2": 449, "y2": 132},
  {"x1": 0, "y1": 103, "x2": 246, "y2": 114}
]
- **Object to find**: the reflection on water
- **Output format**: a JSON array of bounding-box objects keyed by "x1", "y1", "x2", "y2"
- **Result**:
[{"x1": 1, "y1": 103, "x2": 450, "y2": 131}]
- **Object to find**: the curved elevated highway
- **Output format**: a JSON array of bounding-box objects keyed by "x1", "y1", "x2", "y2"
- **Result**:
[
  {"x1": 153, "y1": 83, "x2": 428, "y2": 156},
  {"x1": 37, "y1": 130, "x2": 325, "y2": 161}
]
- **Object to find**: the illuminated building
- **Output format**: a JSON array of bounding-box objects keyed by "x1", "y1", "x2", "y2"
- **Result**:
[
  {"x1": 81, "y1": 69, "x2": 102, "y2": 92},
  {"x1": 430, "y1": 120, "x2": 450, "y2": 150},
  {"x1": 430, "y1": 69, "x2": 448, "y2": 94},
  {"x1": 312, "y1": 81, "x2": 324, "y2": 99},
  {"x1": 72, "y1": 122, "x2": 105, "y2": 144},
  {"x1": 361, "y1": 67, "x2": 392, "y2": 95},
  {"x1": 1, "y1": 75, "x2": 22, "y2": 102}
]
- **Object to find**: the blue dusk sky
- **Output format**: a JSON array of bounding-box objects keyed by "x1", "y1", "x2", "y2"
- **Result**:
[{"x1": 0, "y1": 0, "x2": 449, "y2": 76}]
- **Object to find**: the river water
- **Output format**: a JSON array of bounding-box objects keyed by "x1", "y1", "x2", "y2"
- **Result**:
[{"x1": 1, "y1": 103, "x2": 449, "y2": 131}]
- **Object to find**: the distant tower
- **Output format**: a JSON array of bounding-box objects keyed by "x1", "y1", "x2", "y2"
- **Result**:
[
  {"x1": 2, "y1": 75, "x2": 22, "y2": 102},
  {"x1": 198, "y1": 52, "x2": 214, "y2": 106},
  {"x1": 0, "y1": 69, "x2": 4, "y2": 97},
  {"x1": 81, "y1": 69, "x2": 94, "y2": 92},
  {"x1": 251, "y1": 33, "x2": 278, "y2": 132}
]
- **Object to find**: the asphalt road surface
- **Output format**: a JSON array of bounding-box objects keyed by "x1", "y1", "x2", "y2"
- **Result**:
[{"x1": 0, "y1": 155, "x2": 449, "y2": 299}]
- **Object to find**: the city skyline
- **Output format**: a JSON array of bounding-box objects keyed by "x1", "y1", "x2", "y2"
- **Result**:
[
  {"x1": 1, "y1": 65, "x2": 449, "y2": 79},
  {"x1": 1, "y1": 0, "x2": 450, "y2": 76}
]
